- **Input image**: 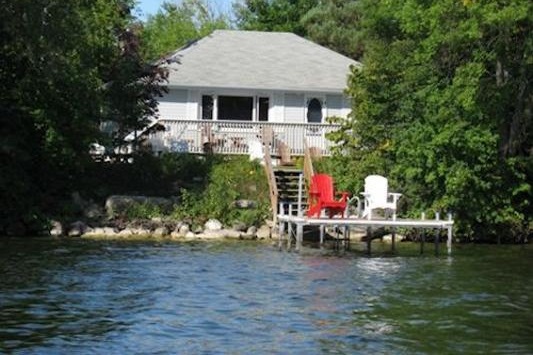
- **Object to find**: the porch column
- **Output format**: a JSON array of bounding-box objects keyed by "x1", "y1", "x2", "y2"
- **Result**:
[{"x1": 213, "y1": 95, "x2": 218, "y2": 121}]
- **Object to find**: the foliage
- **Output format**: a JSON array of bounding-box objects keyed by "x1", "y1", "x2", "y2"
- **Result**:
[
  {"x1": 301, "y1": 0, "x2": 364, "y2": 59},
  {"x1": 234, "y1": 0, "x2": 318, "y2": 36},
  {"x1": 0, "y1": 0, "x2": 165, "y2": 235},
  {"x1": 141, "y1": 0, "x2": 230, "y2": 61},
  {"x1": 172, "y1": 156, "x2": 270, "y2": 227},
  {"x1": 83, "y1": 153, "x2": 218, "y2": 199},
  {"x1": 332, "y1": 0, "x2": 532, "y2": 241},
  {"x1": 123, "y1": 202, "x2": 164, "y2": 220}
]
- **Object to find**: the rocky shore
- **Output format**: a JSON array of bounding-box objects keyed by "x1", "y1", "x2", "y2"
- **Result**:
[{"x1": 49, "y1": 194, "x2": 273, "y2": 241}]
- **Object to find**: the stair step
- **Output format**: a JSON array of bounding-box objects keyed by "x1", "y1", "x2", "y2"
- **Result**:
[{"x1": 274, "y1": 169, "x2": 306, "y2": 209}]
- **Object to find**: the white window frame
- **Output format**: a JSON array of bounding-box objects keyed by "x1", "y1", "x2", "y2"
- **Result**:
[
  {"x1": 305, "y1": 95, "x2": 326, "y2": 124},
  {"x1": 200, "y1": 90, "x2": 270, "y2": 121}
]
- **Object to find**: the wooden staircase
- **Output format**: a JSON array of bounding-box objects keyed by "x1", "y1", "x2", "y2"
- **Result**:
[
  {"x1": 274, "y1": 168, "x2": 306, "y2": 216},
  {"x1": 261, "y1": 127, "x2": 320, "y2": 222}
]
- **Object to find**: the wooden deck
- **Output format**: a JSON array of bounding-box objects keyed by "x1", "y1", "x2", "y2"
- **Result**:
[
  {"x1": 146, "y1": 119, "x2": 341, "y2": 156},
  {"x1": 277, "y1": 207, "x2": 454, "y2": 255}
]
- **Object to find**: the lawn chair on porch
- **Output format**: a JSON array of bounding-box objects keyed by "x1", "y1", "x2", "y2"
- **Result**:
[
  {"x1": 307, "y1": 174, "x2": 350, "y2": 218},
  {"x1": 361, "y1": 175, "x2": 401, "y2": 220}
]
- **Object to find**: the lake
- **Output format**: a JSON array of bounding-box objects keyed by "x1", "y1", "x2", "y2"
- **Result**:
[{"x1": 0, "y1": 238, "x2": 532, "y2": 354}]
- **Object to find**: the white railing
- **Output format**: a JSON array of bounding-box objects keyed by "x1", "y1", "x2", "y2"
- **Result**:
[{"x1": 147, "y1": 119, "x2": 341, "y2": 156}]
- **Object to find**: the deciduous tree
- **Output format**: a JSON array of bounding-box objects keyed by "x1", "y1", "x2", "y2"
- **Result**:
[
  {"x1": 234, "y1": 0, "x2": 318, "y2": 36},
  {"x1": 332, "y1": 0, "x2": 532, "y2": 241},
  {"x1": 141, "y1": 0, "x2": 230, "y2": 61},
  {"x1": 0, "y1": 0, "x2": 166, "y2": 235}
]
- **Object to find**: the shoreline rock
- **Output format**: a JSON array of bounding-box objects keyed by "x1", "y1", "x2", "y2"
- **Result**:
[{"x1": 51, "y1": 194, "x2": 271, "y2": 242}]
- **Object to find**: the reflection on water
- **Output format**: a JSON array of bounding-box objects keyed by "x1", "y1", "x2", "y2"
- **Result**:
[{"x1": 0, "y1": 238, "x2": 532, "y2": 354}]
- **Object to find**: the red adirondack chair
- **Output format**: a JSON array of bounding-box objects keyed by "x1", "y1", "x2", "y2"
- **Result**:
[{"x1": 307, "y1": 174, "x2": 350, "y2": 218}]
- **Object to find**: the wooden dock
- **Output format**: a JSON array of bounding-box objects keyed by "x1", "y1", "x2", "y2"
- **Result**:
[{"x1": 277, "y1": 207, "x2": 454, "y2": 255}]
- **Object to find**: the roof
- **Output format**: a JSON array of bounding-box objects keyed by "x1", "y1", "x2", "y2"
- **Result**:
[{"x1": 165, "y1": 30, "x2": 360, "y2": 93}]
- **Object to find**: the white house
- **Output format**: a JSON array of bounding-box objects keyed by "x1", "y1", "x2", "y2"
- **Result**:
[{"x1": 147, "y1": 30, "x2": 359, "y2": 156}]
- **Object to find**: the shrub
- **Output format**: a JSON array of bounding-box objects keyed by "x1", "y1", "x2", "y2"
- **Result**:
[
  {"x1": 123, "y1": 202, "x2": 163, "y2": 220},
  {"x1": 172, "y1": 156, "x2": 270, "y2": 227}
]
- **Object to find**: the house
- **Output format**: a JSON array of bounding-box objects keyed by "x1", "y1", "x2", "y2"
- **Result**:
[{"x1": 147, "y1": 30, "x2": 360, "y2": 156}]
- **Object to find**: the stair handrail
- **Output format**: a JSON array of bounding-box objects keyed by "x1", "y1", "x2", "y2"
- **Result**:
[
  {"x1": 303, "y1": 139, "x2": 315, "y2": 188},
  {"x1": 261, "y1": 127, "x2": 279, "y2": 223}
]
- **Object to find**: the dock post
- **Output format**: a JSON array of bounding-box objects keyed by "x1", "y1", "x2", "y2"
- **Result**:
[
  {"x1": 296, "y1": 223, "x2": 303, "y2": 252},
  {"x1": 319, "y1": 225, "x2": 325, "y2": 246},
  {"x1": 391, "y1": 228, "x2": 396, "y2": 253},
  {"x1": 278, "y1": 203, "x2": 285, "y2": 250},
  {"x1": 420, "y1": 230, "x2": 425, "y2": 255},
  {"x1": 297, "y1": 173, "x2": 303, "y2": 217},
  {"x1": 367, "y1": 227, "x2": 372, "y2": 255},
  {"x1": 344, "y1": 225, "x2": 350, "y2": 249},
  {"x1": 420, "y1": 213, "x2": 426, "y2": 255},
  {"x1": 335, "y1": 225, "x2": 340, "y2": 250},
  {"x1": 434, "y1": 228, "x2": 440, "y2": 256},
  {"x1": 287, "y1": 224, "x2": 292, "y2": 250},
  {"x1": 447, "y1": 213, "x2": 453, "y2": 255},
  {"x1": 287, "y1": 204, "x2": 293, "y2": 247}
]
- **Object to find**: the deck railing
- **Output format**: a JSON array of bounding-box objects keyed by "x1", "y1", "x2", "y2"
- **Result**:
[{"x1": 147, "y1": 119, "x2": 341, "y2": 156}]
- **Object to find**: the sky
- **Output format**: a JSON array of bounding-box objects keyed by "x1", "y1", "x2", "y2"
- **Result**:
[{"x1": 135, "y1": 0, "x2": 235, "y2": 20}]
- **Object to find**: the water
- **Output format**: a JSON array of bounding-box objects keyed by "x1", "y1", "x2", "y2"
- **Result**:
[{"x1": 0, "y1": 238, "x2": 532, "y2": 354}]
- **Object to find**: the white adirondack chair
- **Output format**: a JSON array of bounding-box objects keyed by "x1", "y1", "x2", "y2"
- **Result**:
[{"x1": 361, "y1": 175, "x2": 402, "y2": 220}]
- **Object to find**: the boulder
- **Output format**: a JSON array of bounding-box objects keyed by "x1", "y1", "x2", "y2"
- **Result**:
[
  {"x1": 170, "y1": 230, "x2": 183, "y2": 239},
  {"x1": 130, "y1": 227, "x2": 151, "y2": 235},
  {"x1": 222, "y1": 229, "x2": 242, "y2": 239},
  {"x1": 178, "y1": 224, "x2": 190, "y2": 235},
  {"x1": 232, "y1": 221, "x2": 248, "y2": 232},
  {"x1": 118, "y1": 229, "x2": 134, "y2": 237},
  {"x1": 204, "y1": 219, "x2": 222, "y2": 231},
  {"x1": 5, "y1": 221, "x2": 26, "y2": 236},
  {"x1": 233, "y1": 200, "x2": 257, "y2": 209},
  {"x1": 68, "y1": 221, "x2": 88, "y2": 237},
  {"x1": 240, "y1": 233, "x2": 257, "y2": 241},
  {"x1": 84, "y1": 202, "x2": 104, "y2": 220},
  {"x1": 105, "y1": 195, "x2": 174, "y2": 217},
  {"x1": 246, "y1": 226, "x2": 258, "y2": 236},
  {"x1": 201, "y1": 230, "x2": 226, "y2": 239},
  {"x1": 185, "y1": 231, "x2": 196, "y2": 239},
  {"x1": 84, "y1": 227, "x2": 117, "y2": 237},
  {"x1": 153, "y1": 226, "x2": 169, "y2": 237},
  {"x1": 256, "y1": 225, "x2": 271, "y2": 240},
  {"x1": 49, "y1": 221, "x2": 63, "y2": 237}
]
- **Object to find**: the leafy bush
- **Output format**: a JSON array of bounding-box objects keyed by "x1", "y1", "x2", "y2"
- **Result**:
[
  {"x1": 172, "y1": 156, "x2": 270, "y2": 227},
  {"x1": 123, "y1": 202, "x2": 163, "y2": 220},
  {"x1": 328, "y1": 0, "x2": 533, "y2": 242},
  {"x1": 82, "y1": 152, "x2": 220, "y2": 200}
]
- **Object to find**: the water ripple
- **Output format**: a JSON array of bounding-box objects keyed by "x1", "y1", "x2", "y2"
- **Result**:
[{"x1": 0, "y1": 239, "x2": 532, "y2": 354}]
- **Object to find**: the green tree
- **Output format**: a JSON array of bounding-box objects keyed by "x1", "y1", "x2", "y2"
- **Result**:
[
  {"x1": 301, "y1": 0, "x2": 364, "y2": 59},
  {"x1": 333, "y1": 0, "x2": 532, "y2": 241},
  {"x1": 0, "y1": 0, "x2": 165, "y2": 235},
  {"x1": 141, "y1": 0, "x2": 230, "y2": 61},
  {"x1": 234, "y1": 0, "x2": 318, "y2": 36}
]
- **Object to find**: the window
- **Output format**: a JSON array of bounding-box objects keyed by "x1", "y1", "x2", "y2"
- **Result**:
[
  {"x1": 201, "y1": 95, "x2": 213, "y2": 120},
  {"x1": 258, "y1": 97, "x2": 269, "y2": 122},
  {"x1": 307, "y1": 98, "x2": 323, "y2": 123},
  {"x1": 218, "y1": 96, "x2": 253, "y2": 121}
]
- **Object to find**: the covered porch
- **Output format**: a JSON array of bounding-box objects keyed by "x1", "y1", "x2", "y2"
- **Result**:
[{"x1": 145, "y1": 119, "x2": 342, "y2": 156}]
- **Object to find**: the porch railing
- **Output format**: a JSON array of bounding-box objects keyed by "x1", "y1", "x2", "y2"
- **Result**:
[{"x1": 146, "y1": 119, "x2": 341, "y2": 156}]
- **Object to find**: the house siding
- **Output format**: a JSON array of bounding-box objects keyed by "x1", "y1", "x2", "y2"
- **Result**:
[
  {"x1": 270, "y1": 92, "x2": 284, "y2": 123},
  {"x1": 158, "y1": 89, "x2": 189, "y2": 120},
  {"x1": 326, "y1": 94, "x2": 343, "y2": 118},
  {"x1": 283, "y1": 93, "x2": 305, "y2": 123},
  {"x1": 187, "y1": 90, "x2": 200, "y2": 120}
]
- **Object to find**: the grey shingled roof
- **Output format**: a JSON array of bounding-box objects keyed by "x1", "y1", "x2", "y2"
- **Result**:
[{"x1": 166, "y1": 30, "x2": 360, "y2": 93}]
